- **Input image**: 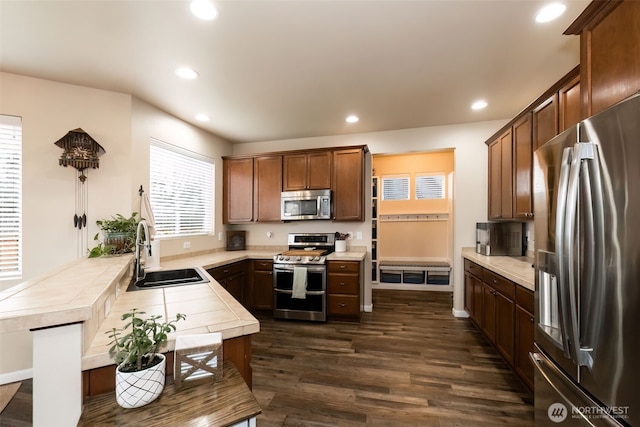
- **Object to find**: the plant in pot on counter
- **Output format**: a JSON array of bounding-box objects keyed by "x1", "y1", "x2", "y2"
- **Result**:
[
  {"x1": 106, "y1": 308, "x2": 186, "y2": 408},
  {"x1": 89, "y1": 212, "x2": 139, "y2": 258}
]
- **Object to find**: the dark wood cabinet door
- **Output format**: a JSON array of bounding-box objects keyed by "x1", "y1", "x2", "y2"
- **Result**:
[
  {"x1": 513, "y1": 114, "x2": 533, "y2": 219},
  {"x1": 254, "y1": 155, "x2": 282, "y2": 222},
  {"x1": 488, "y1": 129, "x2": 512, "y2": 220},
  {"x1": 252, "y1": 269, "x2": 274, "y2": 311},
  {"x1": 488, "y1": 138, "x2": 502, "y2": 220},
  {"x1": 223, "y1": 158, "x2": 254, "y2": 224},
  {"x1": 283, "y1": 151, "x2": 332, "y2": 191},
  {"x1": 515, "y1": 304, "x2": 535, "y2": 391},
  {"x1": 568, "y1": 1, "x2": 640, "y2": 117},
  {"x1": 495, "y1": 291, "x2": 515, "y2": 367},
  {"x1": 559, "y1": 75, "x2": 581, "y2": 131},
  {"x1": 473, "y1": 274, "x2": 483, "y2": 327},
  {"x1": 307, "y1": 151, "x2": 332, "y2": 189},
  {"x1": 225, "y1": 272, "x2": 245, "y2": 305},
  {"x1": 481, "y1": 283, "x2": 496, "y2": 344},
  {"x1": 333, "y1": 148, "x2": 364, "y2": 221},
  {"x1": 464, "y1": 272, "x2": 475, "y2": 320},
  {"x1": 533, "y1": 94, "x2": 558, "y2": 151},
  {"x1": 283, "y1": 154, "x2": 307, "y2": 191}
]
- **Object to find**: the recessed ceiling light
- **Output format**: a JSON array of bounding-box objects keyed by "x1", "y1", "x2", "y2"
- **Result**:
[
  {"x1": 195, "y1": 114, "x2": 210, "y2": 122},
  {"x1": 535, "y1": 3, "x2": 566, "y2": 23},
  {"x1": 174, "y1": 67, "x2": 199, "y2": 80},
  {"x1": 471, "y1": 100, "x2": 488, "y2": 110},
  {"x1": 190, "y1": 0, "x2": 219, "y2": 21},
  {"x1": 345, "y1": 115, "x2": 359, "y2": 123}
]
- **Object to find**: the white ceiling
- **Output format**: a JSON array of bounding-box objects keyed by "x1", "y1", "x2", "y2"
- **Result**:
[{"x1": 0, "y1": 0, "x2": 589, "y2": 143}]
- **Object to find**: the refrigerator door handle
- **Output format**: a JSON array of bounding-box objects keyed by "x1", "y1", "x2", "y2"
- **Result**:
[
  {"x1": 565, "y1": 142, "x2": 598, "y2": 367},
  {"x1": 555, "y1": 146, "x2": 574, "y2": 359}
]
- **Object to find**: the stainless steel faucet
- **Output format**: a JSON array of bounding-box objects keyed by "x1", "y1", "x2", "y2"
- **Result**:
[{"x1": 134, "y1": 219, "x2": 151, "y2": 282}]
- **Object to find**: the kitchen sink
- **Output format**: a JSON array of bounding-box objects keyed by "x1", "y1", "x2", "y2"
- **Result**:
[{"x1": 127, "y1": 267, "x2": 209, "y2": 291}]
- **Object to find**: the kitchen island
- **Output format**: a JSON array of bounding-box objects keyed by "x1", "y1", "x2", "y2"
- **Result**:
[{"x1": 0, "y1": 249, "x2": 276, "y2": 427}]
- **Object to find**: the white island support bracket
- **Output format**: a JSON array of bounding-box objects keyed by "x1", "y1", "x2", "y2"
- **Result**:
[{"x1": 31, "y1": 322, "x2": 83, "y2": 427}]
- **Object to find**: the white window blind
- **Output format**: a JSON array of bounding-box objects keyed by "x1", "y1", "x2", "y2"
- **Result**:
[
  {"x1": 382, "y1": 175, "x2": 410, "y2": 201},
  {"x1": 149, "y1": 140, "x2": 214, "y2": 237},
  {"x1": 415, "y1": 174, "x2": 445, "y2": 199},
  {"x1": 0, "y1": 115, "x2": 22, "y2": 281}
]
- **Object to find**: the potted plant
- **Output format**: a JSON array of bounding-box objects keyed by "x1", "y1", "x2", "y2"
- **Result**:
[
  {"x1": 106, "y1": 308, "x2": 186, "y2": 408},
  {"x1": 89, "y1": 212, "x2": 138, "y2": 257}
]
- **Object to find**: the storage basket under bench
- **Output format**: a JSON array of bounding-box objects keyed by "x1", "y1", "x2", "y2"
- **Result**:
[{"x1": 379, "y1": 261, "x2": 451, "y2": 285}]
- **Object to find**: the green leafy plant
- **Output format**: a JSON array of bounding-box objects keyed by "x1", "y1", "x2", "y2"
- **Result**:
[
  {"x1": 106, "y1": 308, "x2": 186, "y2": 372},
  {"x1": 89, "y1": 212, "x2": 139, "y2": 257}
]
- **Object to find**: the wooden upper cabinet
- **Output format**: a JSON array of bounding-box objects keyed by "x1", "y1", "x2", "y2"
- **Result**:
[
  {"x1": 533, "y1": 94, "x2": 558, "y2": 152},
  {"x1": 559, "y1": 75, "x2": 581, "y2": 132},
  {"x1": 565, "y1": 0, "x2": 640, "y2": 118},
  {"x1": 254, "y1": 155, "x2": 282, "y2": 222},
  {"x1": 223, "y1": 158, "x2": 254, "y2": 224},
  {"x1": 333, "y1": 148, "x2": 365, "y2": 221},
  {"x1": 488, "y1": 129, "x2": 513, "y2": 220},
  {"x1": 513, "y1": 114, "x2": 533, "y2": 219},
  {"x1": 283, "y1": 151, "x2": 331, "y2": 191}
]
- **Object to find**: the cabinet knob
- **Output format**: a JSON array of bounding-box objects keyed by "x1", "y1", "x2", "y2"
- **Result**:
[
  {"x1": 340, "y1": 282, "x2": 346, "y2": 286},
  {"x1": 223, "y1": 269, "x2": 229, "y2": 273},
  {"x1": 339, "y1": 303, "x2": 347, "y2": 307},
  {"x1": 493, "y1": 279, "x2": 497, "y2": 283},
  {"x1": 530, "y1": 317, "x2": 534, "y2": 323}
]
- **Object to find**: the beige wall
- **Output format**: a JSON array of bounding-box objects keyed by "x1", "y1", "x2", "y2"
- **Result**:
[{"x1": 0, "y1": 72, "x2": 233, "y2": 381}]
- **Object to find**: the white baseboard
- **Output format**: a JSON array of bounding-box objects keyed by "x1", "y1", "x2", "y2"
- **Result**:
[
  {"x1": 363, "y1": 304, "x2": 373, "y2": 313},
  {"x1": 0, "y1": 368, "x2": 32, "y2": 385},
  {"x1": 452, "y1": 308, "x2": 470, "y2": 318}
]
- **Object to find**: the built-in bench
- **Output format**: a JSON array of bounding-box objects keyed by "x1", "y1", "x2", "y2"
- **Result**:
[{"x1": 378, "y1": 261, "x2": 451, "y2": 286}]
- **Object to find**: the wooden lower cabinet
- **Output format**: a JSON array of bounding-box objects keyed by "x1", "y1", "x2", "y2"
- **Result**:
[
  {"x1": 463, "y1": 258, "x2": 533, "y2": 391},
  {"x1": 327, "y1": 260, "x2": 361, "y2": 321},
  {"x1": 249, "y1": 260, "x2": 273, "y2": 312},
  {"x1": 83, "y1": 335, "x2": 254, "y2": 397},
  {"x1": 208, "y1": 261, "x2": 246, "y2": 305}
]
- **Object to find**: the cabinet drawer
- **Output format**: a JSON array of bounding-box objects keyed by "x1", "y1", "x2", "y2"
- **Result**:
[
  {"x1": 328, "y1": 274, "x2": 359, "y2": 295},
  {"x1": 328, "y1": 261, "x2": 359, "y2": 273},
  {"x1": 208, "y1": 261, "x2": 245, "y2": 280},
  {"x1": 483, "y1": 269, "x2": 515, "y2": 299},
  {"x1": 464, "y1": 259, "x2": 483, "y2": 278},
  {"x1": 253, "y1": 260, "x2": 273, "y2": 271},
  {"x1": 328, "y1": 295, "x2": 359, "y2": 316},
  {"x1": 515, "y1": 285, "x2": 534, "y2": 314}
]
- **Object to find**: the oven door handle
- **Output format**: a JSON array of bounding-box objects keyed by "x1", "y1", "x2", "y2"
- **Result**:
[
  {"x1": 274, "y1": 289, "x2": 325, "y2": 296},
  {"x1": 273, "y1": 266, "x2": 327, "y2": 273}
]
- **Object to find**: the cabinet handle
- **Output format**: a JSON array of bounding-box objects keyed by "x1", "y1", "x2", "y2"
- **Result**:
[
  {"x1": 223, "y1": 269, "x2": 229, "y2": 273},
  {"x1": 268, "y1": 272, "x2": 273, "y2": 275},
  {"x1": 339, "y1": 303, "x2": 347, "y2": 307},
  {"x1": 493, "y1": 279, "x2": 497, "y2": 284},
  {"x1": 340, "y1": 282, "x2": 346, "y2": 286},
  {"x1": 340, "y1": 265, "x2": 347, "y2": 269},
  {"x1": 530, "y1": 317, "x2": 534, "y2": 323}
]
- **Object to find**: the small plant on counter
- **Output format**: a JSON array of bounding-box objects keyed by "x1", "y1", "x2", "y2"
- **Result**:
[
  {"x1": 88, "y1": 212, "x2": 139, "y2": 258},
  {"x1": 106, "y1": 308, "x2": 186, "y2": 372},
  {"x1": 335, "y1": 232, "x2": 348, "y2": 240}
]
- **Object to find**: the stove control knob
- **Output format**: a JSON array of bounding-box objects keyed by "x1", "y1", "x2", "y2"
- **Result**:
[
  {"x1": 312, "y1": 256, "x2": 319, "y2": 261},
  {"x1": 285, "y1": 256, "x2": 290, "y2": 261},
  {"x1": 296, "y1": 256, "x2": 302, "y2": 261}
]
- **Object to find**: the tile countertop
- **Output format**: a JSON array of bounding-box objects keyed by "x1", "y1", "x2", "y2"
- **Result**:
[{"x1": 461, "y1": 247, "x2": 535, "y2": 292}]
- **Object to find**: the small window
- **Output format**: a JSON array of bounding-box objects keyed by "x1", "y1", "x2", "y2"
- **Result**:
[
  {"x1": 0, "y1": 115, "x2": 22, "y2": 281},
  {"x1": 150, "y1": 139, "x2": 214, "y2": 237},
  {"x1": 382, "y1": 175, "x2": 410, "y2": 201},
  {"x1": 415, "y1": 174, "x2": 445, "y2": 199}
]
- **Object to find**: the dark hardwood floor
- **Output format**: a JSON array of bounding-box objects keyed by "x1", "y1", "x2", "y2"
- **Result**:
[
  {"x1": 0, "y1": 290, "x2": 533, "y2": 426},
  {"x1": 251, "y1": 290, "x2": 533, "y2": 426}
]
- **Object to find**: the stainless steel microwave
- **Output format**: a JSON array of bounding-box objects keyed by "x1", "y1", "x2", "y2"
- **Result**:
[{"x1": 281, "y1": 189, "x2": 332, "y2": 220}]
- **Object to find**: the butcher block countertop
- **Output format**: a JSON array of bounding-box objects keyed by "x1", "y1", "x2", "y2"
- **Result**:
[
  {"x1": 461, "y1": 247, "x2": 535, "y2": 292},
  {"x1": 78, "y1": 360, "x2": 261, "y2": 427}
]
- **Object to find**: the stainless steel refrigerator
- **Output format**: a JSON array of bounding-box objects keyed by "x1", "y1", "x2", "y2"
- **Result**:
[{"x1": 532, "y1": 92, "x2": 640, "y2": 426}]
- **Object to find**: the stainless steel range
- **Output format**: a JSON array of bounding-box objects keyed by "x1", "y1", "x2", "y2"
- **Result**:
[{"x1": 273, "y1": 233, "x2": 335, "y2": 321}]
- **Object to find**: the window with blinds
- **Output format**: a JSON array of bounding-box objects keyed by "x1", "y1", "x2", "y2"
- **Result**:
[
  {"x1": 149, "y1": 140, "x2": 214, "y2": 237},
  {"x1": 0, "y1": 115, "x2": 22, "y2": 281},
  {"x1": 382, "y1": 175, "x2": 410, "y2": 201},
  {"x1": 415, "y1": 174, "x2": 445, "y2": 199}
]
